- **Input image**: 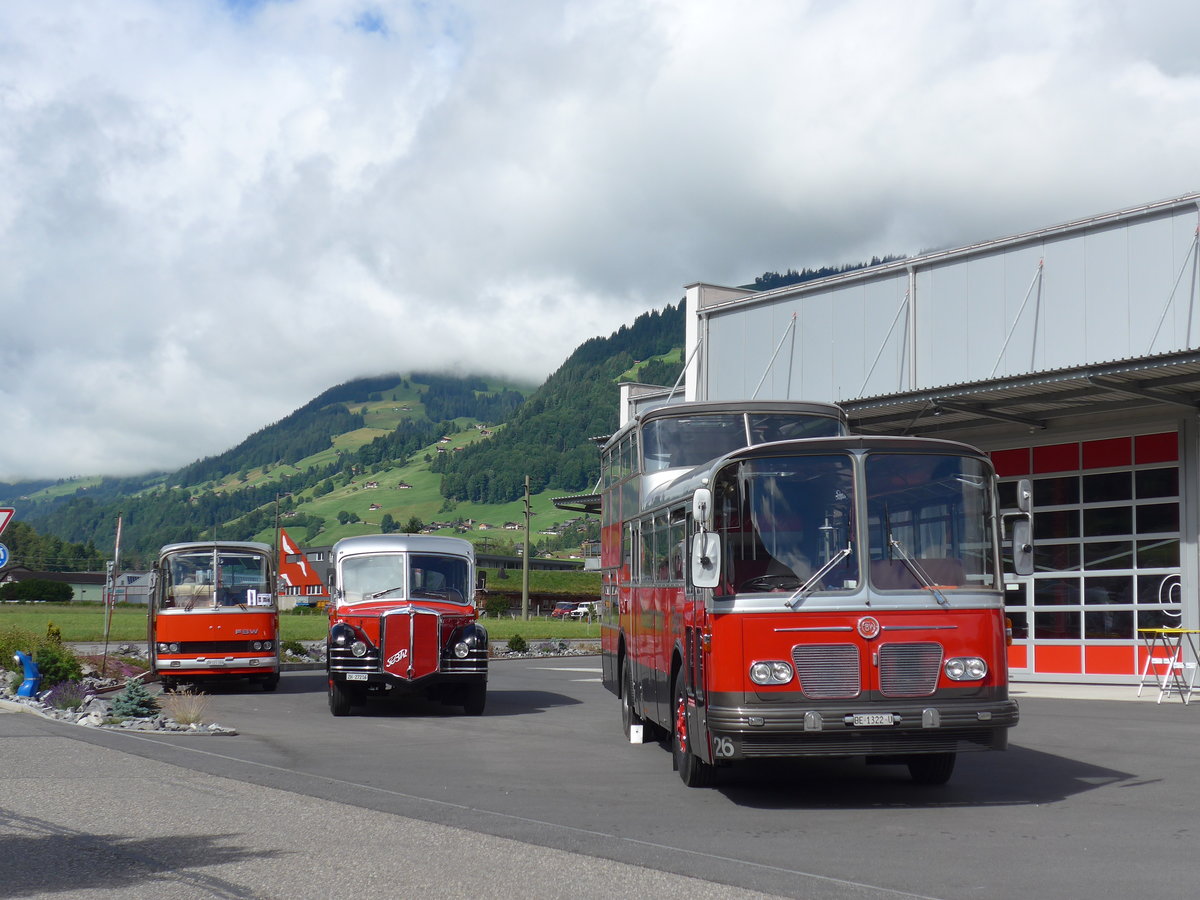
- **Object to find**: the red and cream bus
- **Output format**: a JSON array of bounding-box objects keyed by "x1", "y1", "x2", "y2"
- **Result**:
[
  {"x1": 325, "y1": 534, "x2": 488, "y2": 716},
  {"x1": 148, "y1": 541, "x2": 280, "y2": 691},
  {"x1": 576, "y1": 400, "x2": 1032, "y2": 787}
]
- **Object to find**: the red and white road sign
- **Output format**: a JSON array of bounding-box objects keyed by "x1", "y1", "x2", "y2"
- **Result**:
[{"x1": 0, "y1": 508, "x2": 12, "y2": 536}]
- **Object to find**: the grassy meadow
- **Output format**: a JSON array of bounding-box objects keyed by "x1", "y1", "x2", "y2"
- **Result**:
[{"x1": 0, "y1": 602, "x2": 600, "y2": 643}]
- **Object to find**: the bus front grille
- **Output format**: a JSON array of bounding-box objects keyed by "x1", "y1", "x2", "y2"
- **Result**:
[
  {"x1": 878, "y1": 642, "x2": 943, "y2": 697},
  {"x1": 792, "y1": 644, "x2": 861, "y2": 699}
]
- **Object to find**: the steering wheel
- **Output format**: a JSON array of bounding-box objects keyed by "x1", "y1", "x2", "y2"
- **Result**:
[{"x1": 740, "y1": 574, "x2": 803, "y2": 592}]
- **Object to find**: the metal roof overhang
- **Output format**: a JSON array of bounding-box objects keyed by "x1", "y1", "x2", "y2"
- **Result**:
[
  {"x1": 551, "y1": 492, "x2": 602, "y2": 515},
  {"x1": 842, "y1": 349, "x2": 1200, "y2": 437}
]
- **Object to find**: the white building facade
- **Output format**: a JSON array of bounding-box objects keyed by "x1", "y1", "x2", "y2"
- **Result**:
[{"x1": 680, "y1": 192, "x2": 1200, "y2": 683}]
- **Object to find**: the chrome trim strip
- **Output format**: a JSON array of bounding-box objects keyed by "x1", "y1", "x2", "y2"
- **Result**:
[
  {"x1": 159, "y1": 657, "x2": 277, "y2": 671},
  {"x1": 775, "y1": 626, "x2": 854, "y2": 633},
  {"x1": 882, "y1": 624, "x2": 958, "y2": 631}
]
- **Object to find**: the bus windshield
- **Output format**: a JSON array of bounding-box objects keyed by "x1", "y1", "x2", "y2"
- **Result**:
[
  {"x1": 864, "y1": 454, "x2": 996, "y2": 591},
  {"x1": 642, "y1": 413, "x2": 843, "y2": 472},
  {"x1": 716, "y1": 455, "x2": 857, "y2": 595},
  {"x1": 163, "y1": 550, "x2": 272, "y2": 610},
  {"x1": 340, "y1": 553, "x2": 471, "y2": 605}
]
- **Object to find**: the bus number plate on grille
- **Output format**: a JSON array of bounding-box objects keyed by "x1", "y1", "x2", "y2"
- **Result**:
[
  {"x1": 345, "y1": 673, "x2": 368, "y2": 681},
  {"x1": 852, "y1": 713, "x2": 895, "y2": 726}
]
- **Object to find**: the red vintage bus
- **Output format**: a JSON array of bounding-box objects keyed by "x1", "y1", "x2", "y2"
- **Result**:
[
  {"x1": 325, "y1": 534, "x2": 488, "y2": 716},
  {"x1": 576, "y1": 400, "x2": 1032, "y2": 787},
  {"x1": 148, "y1": 541, "x2": 280, "y2": 691}
]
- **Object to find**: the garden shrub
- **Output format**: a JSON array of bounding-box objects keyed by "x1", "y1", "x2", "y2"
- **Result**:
[
  {"x1": 281, "y1": 639, "x2": 307, "y2": 657},
  {"x1": 507, "y1": 633, "x2": 528, "y2": 653},
  {"x1": 483, "y1": 594, "x2": 509, "y2": 618},
  {"x1": 160, "y1": 688, "x2": 210, "y2": 725},
  {"x1": 34, "y1": 642, "x2": 82, "y2": 686},
  {"x1": 44, "y1": 681, "x2": 88, "y2": 710},
  {"x1": 110, "y1": 679, "x2": 159, "y2": 718},
  {"x1": 0, "y1": 625, "x2": 82, "y2": 685}
]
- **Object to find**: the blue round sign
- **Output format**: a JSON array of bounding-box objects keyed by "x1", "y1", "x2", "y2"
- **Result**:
[{"x1": 0, "y1": 543, "x2": 8, "y2": 568}]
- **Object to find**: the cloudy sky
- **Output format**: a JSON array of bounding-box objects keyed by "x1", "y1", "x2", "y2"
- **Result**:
[{"x1": 2, "y1": 0, "x2": 1198, "y2": 482}]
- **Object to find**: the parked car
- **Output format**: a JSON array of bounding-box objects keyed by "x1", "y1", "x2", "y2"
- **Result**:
[
  {"x1": 551, "y1": 601, "x2": 578, "y2": 618},
  {"x1": 569, "y1": 602, "x2": 596, "y2": 619}
]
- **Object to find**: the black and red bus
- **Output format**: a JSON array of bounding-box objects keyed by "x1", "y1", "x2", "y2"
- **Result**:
[{"x1": 565, "y1": 400, "x2": 1033, "y2": 786}]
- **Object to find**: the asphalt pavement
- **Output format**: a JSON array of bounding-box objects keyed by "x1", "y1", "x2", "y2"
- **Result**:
[
  {"x1": 0, "y1": 703, "x2": 774, "y2": 900},
  {"x1": 2, "y1": 662, "x2": 1198, "y2": 900}
]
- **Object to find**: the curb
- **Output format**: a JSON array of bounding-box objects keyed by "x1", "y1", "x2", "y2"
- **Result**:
[{"x1": 0, "y1": 695, "x2": 238, "y2": 735}]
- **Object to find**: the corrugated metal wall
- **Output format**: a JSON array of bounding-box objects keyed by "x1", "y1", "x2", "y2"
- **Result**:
[{"x1": 691, "y1": 196, "x2": 1200, "y2": 404}]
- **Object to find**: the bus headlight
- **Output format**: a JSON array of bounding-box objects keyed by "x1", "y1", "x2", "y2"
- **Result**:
[
  {"x1": 944, "y1": 657, "x2": 988, "y2": 681},
  {"x1": 264, "y1": 640, "x2": 273, "y2": 650},
  {"x1": 750, "y1": 660, "x2": 794, "y2": 685},
  {"x1": 252, "y1": 641, "x2": 262, "y2": 651},
  {"x1": 454, "y1": 641, "x2": 470, "y2": 659},
  {"x1": 351, "y1": 640, "x2": 368, "y2": 658},
  {"x1": 157, "y1": 642, "x2": 180, "y2": 653}
]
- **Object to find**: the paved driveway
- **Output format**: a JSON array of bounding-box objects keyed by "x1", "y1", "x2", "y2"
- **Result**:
[{"x1": 2, "y1": 661, "x2": 1198, "y2": 899}]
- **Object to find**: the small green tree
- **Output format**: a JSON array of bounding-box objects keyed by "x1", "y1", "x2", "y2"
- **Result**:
[
  {"x1": 483, "y1": 594, "x2": 509, "y2": 618},
  {"x1": 110, "y1": 679, "x2": 159, "y2": 718}
]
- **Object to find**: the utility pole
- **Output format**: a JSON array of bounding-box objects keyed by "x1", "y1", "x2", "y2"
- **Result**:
[
  {"x1": 101, "y1": 514, "x2": 123, "y2": 678},
  {"x1": 521, "y1": 475, "x2": 531, "y2": 621}
]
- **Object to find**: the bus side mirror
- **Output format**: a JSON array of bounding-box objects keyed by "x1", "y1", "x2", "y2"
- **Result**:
[
  {"x1": 1007, "y1": 478, "x2": 1033, "y2": 575},
  {"x1": 1011, "y1": 516, "x2": 1034, "y2": 576},
  {"x1": 691, "y1": 532, "x2": 720, "y2": 589},
  {"x1": 1016, "y1": 478, "x2": 1032, "y2": 514},
  {"x1": 693, "y1": 487, "x2": 713, "y2": 531}
]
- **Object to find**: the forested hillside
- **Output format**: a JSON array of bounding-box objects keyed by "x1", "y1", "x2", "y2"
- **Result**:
[
  {"x1": 433, "y1": 303, "x2": 685, "y2": 504},
  {"x1": 3, "y1": 374, "x2": 532, "y2": 567}
]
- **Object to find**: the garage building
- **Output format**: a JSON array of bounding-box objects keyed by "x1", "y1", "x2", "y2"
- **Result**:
[{"x1": 672, "y1": 192, "x2": 1200, "y2": 684}]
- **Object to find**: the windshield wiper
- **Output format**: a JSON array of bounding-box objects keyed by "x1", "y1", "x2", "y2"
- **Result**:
[
  {"x1": 369, "y1": 585, "x2": 406, "y2": 600},
  {"x1": 786, "y1": 545, "x2": 853, "y2": 609},
  {"x1": 887, "y1": 537, "x2": 950, "y2": 607}
]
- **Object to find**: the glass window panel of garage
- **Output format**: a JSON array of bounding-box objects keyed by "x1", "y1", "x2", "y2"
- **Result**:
[{"x1": 998, "y1": 436, "x2": 1181, "y2": 645}]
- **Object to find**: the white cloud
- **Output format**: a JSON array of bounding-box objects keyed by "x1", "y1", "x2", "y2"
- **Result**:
[{"x1": 1, "y1": 0, "x2": 1199, "y2": 479}]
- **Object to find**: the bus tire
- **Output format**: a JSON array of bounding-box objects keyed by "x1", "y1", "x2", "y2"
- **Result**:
[
  {"x1": 673, "y1": 676, "x2": 716, "y2": 788},
  {"x1": 261, "y1": 675, "x2": 279, "y2": 692},
  {"x1": 462, "y1": 679, "x2": 487, "y2": 716},
  {"x1": 328, "y1": 677, "x2": 354, "y2": 717},
  {"x1": 621, "y1": 662, "x2": 644, "y2": 740},
  {"x1": 907, "y1": 752, "x2": 956, "y2": 785}
]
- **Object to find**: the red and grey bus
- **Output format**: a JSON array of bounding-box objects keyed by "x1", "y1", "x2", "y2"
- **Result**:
[
  {"x1": 148, "y1": 541, "x2": 280, "y2": 691},
  {"x1": 574, "y1": 400, "x2": 1032, "y2": 787}
]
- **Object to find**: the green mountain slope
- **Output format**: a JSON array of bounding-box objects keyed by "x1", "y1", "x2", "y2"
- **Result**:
[{"x1": 3, "y1": 304, "x2": 683, "y2": 568}]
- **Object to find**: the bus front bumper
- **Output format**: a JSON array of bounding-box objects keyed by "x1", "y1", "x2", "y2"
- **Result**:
[{"x1": 702, "y1": 697, "x2": 1018, "y2": 760}]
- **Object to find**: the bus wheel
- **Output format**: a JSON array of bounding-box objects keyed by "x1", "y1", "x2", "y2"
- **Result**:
[
  {"x1": 462, "y1": 679, "x2": 487, "y2": 716},
  {"x1": 672, "y1": 677, "x2": 715, "y2": 788},
  {"x1": 261, "y1": 675, "x2": 280, "y2": 692},
  {"x1": 621, "y1": 662, "x2": 644, "y2": 740},
  {"x1": 907, "y1": 752, "x2": 956, "y2": 785},
  {"x1": 328, "y1": 678, "x2": 354, "y2": 717}
]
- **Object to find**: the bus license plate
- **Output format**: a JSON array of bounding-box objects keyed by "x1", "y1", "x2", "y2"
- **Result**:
[
  {"x1": 853, "y1": 713, "x2": 895, "y2": 726},
  {"x1": 345, "y1": 673, "x2": 368, "y2": 681}
]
